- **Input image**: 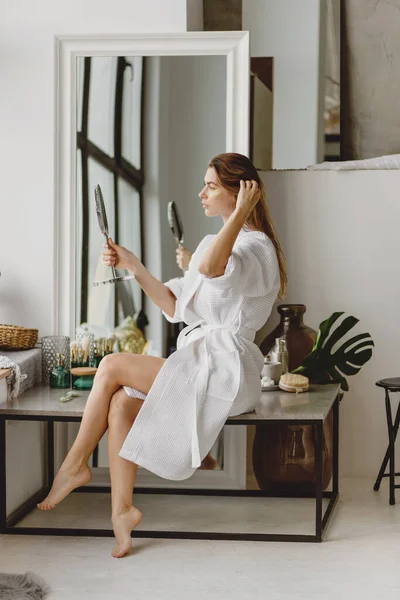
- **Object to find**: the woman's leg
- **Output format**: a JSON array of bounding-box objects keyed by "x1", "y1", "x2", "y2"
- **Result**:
[
  {"x1": 37, "y1": 353, "x2": 165, "y2": 510},
  {"x1": 107, "y1": 388, "x2": 144, "y2": 558}
]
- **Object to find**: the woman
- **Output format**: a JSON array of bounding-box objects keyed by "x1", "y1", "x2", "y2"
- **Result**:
[{"x1": 37, "y1": 153, "x2": 287, "y2": 558}]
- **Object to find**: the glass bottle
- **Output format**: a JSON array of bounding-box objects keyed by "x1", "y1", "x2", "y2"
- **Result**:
[
  {"x1": 49, "y1": 353, "x2": 70, "y2": 389},
  {"x1": 260, "y1": 304, "x2": 317, "y2": 371},
  {"x1": 261, "y1": 355, "x2": 271, "y2": 379},
  {"x1": 271, "y1": 338, "x2": 289, "y2": 374}
]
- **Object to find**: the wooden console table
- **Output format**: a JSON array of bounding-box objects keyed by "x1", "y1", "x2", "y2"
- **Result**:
[{"x1": 0, "y1": 383, "x2": 341, "y2": 542}]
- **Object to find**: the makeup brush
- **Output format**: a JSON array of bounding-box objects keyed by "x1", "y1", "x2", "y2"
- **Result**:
[
  {"x1": 70, "y1": 341, "x2": 77, "y2": 364},
  {"x1": 81, "y1": 337, "x2": 90, "y2": 364}
]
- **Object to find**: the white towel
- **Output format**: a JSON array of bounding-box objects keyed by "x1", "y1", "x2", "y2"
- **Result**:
[
  {"x1": 0, "y1": 356, "x2": 27, "y2": 400},
  {"x1": 307, "y1": 154, "x2": 400, "y2": 171}
]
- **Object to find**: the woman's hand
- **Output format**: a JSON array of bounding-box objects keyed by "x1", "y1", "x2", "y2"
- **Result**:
[
  {"x1": 102, "y1": 238, "x2": 142, "y2": 274},
  {"x1": 176, "y1": 246, "x2": 192, "y2": 271},
  {"x1": 235, "y1": 180, "x2": 261, "y2": 215}
]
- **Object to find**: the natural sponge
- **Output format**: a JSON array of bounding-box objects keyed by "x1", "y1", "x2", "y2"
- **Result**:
[{"x1": 279, "y1": 372, "x2": 309, "y2": 393}]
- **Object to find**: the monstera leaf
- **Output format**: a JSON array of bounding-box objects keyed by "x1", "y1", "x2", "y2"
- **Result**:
[{"x1": 292, "y1": 312, "x2": 374, "y2": 391}]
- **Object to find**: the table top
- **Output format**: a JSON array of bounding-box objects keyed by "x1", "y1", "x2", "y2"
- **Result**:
[
  {"x1": 0, "y1": 383, "x2": 341, "y2": 422},
  {"x1": 230, "y1": 383, "x2": 340, "y2": 422}
]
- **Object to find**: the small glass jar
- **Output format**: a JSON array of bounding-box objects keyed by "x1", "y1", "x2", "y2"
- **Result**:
[
  {"x1": 261, "y1": 355, "x2": 282, "y2": 384},
  {"x1": 42, "y1": 335, "x2": 70, "y2": 385},
  {"x1": 71, "y1": 366, "x2": 97, "y2": 390}
]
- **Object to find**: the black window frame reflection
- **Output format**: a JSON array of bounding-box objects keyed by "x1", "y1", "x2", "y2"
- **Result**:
[{"x1": 77, "y1": 56, "x2": 145, "y2": 327}]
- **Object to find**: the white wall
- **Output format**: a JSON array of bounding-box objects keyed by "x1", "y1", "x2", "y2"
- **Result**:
[
  {"x1": 243, "y1": 0, "x2": 325, "y2": 169},
  {"x1": 263, "y1": 170, "x2": 400, "y2": 477},
  {"x1": 1, "y1": 0, "x2": 187, "y2": 515}
]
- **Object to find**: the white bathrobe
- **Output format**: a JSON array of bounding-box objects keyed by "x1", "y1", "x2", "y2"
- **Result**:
[{"x1": 119, "y1": 226, "x2": 280, "y2": 480}]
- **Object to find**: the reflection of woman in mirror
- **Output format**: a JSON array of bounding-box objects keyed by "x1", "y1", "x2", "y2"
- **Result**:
[{"x1": 37, "y1": 153, "x2": 288, "y2": 558}]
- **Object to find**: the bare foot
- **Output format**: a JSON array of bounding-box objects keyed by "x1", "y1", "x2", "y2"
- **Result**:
[
  {"x1": 37, "y1": 465, "x2": 92, "y2": 510},
  {"x1": 111, "y1": 506, "x2": 143, "y2": 558}
]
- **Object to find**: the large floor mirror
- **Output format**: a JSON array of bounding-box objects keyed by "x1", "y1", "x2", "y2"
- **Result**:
[
  {"x1": 55, "y1": 33, "x2": 250, "y2": 489},
  {"x1": 75, "y1": 52, "x2": 227, "y2": 476}
]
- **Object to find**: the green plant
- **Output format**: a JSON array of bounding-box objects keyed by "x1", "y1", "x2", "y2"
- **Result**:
[{"x1": 292, "y1": 312, "x2": 374, "y2": 391}]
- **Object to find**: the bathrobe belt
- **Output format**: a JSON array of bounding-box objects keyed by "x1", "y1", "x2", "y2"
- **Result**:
[{"x1": 185, "y1": 321, "x2": 256, "y2": 468}]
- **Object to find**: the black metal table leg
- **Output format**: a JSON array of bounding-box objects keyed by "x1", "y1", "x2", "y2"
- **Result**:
[
  {"x1": 373, "y1": 396, "x2": 400, "y2": 493},
  {"x1": 332, "y1": 397, "x2": 339, "y2": 495},
  {"x1": 0, "y1": 417, "x2": 6, "y2": 533},
  {"x1": 47, "y1": 420, "x2": 54, "y2": 485},
  {"x1": 315, "y1": 420, "x2": 323, "y2": 541},
  {"x1": 92, "y1": 444, "x2": 99, "y2": 468},
  {"x1": 320, "y1": 397, "x2": 340, "y2": 537}
]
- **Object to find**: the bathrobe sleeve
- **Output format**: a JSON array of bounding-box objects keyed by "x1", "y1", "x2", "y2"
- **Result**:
[
  {"x1": 161, "y1": 235, "x2": 213, "y2": 323},
  {"x1": 199, "y1": 233, "x2": 280, "y2": 297},
  {"x1": 162, "y1": 277, "x2": 185, "y2": 323}
]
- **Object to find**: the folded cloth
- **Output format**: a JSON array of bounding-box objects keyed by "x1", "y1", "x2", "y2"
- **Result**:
[
  {"x1": 307, "y1": 153, "x2": 400, "y2": 171},
  {"x1": 0, "y1": 356, "x2": 27, "y2": 400},
  {"x1": 0, "y1": 348, "x2": 41, "y2": 394}
]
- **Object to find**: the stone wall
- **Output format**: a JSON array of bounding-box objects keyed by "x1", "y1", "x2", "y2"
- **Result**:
[{"x1": 341, "y1": 0, "x2": 400, "y2": 159}]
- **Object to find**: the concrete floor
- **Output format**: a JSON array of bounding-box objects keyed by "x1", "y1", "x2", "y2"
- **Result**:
[{"x1": 1, "y1": 478, "x2": 400, "y2": 600}]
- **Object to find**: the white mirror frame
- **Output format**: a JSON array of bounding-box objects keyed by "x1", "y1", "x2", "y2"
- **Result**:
[{"x1": 54, "y1": 32, "x2": 250, "y2": 489}]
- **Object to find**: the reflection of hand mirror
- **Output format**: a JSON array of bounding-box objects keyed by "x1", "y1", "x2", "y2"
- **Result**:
[
  {"x1": 93, "y1": 184, "x2": 135, "y2": 287},
  {"x1": 167, "y1": 201, "x2": 184, "y2": 248}
]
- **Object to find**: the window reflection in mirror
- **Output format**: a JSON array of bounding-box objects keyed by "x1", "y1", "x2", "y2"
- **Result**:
[{"x1": 76, "y1": 56, "x2": 144, "y2": 331}]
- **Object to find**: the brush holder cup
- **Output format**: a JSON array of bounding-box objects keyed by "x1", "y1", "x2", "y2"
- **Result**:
[
  {"x1": 41, "y1": 335, "x2": 71, "y2": 385},
  {"x1": 75, "y1": 331, "x2": 95, "y2": 366}
]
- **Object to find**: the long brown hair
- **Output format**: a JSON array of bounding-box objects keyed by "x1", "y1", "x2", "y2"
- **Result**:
[{"x1": 209, "y1": 152, "x2": 288, "y2": 299}]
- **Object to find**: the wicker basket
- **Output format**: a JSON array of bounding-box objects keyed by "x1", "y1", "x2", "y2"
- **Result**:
[{"x1": 0, "y1": 324, "x2": 39, "y2": 350}]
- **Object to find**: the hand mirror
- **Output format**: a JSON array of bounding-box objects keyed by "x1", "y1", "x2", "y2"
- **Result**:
[{"x1": 93, "y1": 184, "x2": 135, "y2": 287}]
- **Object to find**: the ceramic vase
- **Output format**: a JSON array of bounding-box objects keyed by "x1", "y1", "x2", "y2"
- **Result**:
[{"x1": 253, "y1": 304, "x2": 333, "y2": 493}]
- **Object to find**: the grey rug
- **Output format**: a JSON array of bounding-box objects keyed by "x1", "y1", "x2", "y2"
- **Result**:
[{"x1": 0, "y1": 572, "x2": 50, "y2": 599}]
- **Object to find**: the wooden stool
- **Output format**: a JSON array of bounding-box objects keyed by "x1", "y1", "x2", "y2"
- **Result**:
[{"x1": 373, "y1": 378, "x2": 400, "y2": 505}]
